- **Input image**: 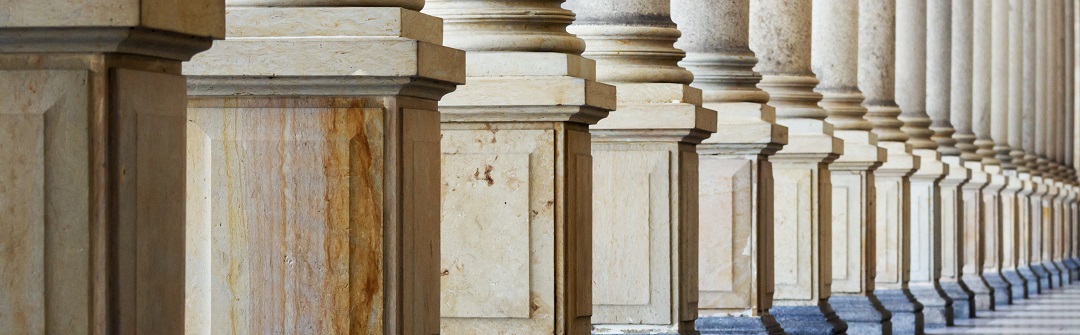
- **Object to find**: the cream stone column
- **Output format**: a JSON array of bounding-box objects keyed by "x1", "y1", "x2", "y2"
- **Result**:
[
  {"x1": 898, "y1": 0, "x2": 955, "y2": 329},
  {"x1": 1023, "y1": 0, "x2": 1052, "y2": 294},
  {"x1": 1015, "y1": 0, "x2": 1039, "y2": 295},
  {"x1": 929, "y1": 0, "x2": 977, "y2": 321},
  {"x1": 978, "y1": 0, "x2": 1014, "y2": 307},
  {"x1": 860, "y1": 1, "x2": 925, "y2": 332},
  {"x1": 0, "y1": 0, "x2": 222, "y2": 333},
  {"x1": 813, "y1": 1, "x2": 890, "y2": 333},
  {"x1": 423, "y1": 1, "x2": 615, "y2": 333},
  {"x1": 1032, "y1": 0, "x2": 1059, "y2": 291},
  {"x1": 1064, "y1": 0, "x2": 1080, "y2": 280},
  {"x1": 1000, "y1": 0, "x2": 1031, "y2": 302},
  {"x1": 749, "y1": 1, "x2": 847, "y2": 333},
  {"x1": 672, "y1": 0, "x2": 788, "y2": 333},
  {"x1": 563, "y1": 1, "x2": 716, "y2": 333},
  {"x1": 1050, "y1": 0, "x2": 1074, "y2": 284},
  {"x1": 183, "y1": 1, "x2": 462, "y2": 333},
  {"x1": 952, "y1": 0, "x2": 995, "y2": 314},
  {"x1": 1037, "y1": 0, "x2": 1066, "y2": 289}
]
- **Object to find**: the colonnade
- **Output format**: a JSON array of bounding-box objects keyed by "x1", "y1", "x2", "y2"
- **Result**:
[{"x1": 2, "y1": 0, "x2": 1079, "y2": 334}]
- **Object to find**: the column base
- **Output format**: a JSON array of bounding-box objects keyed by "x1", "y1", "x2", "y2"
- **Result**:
[
  {"x1": 1043, "y1": 261, "x2": 1064, "y2": 288},
  {"x1": 939, "y1": 280, "x2": 975, "y2": 319},
  {"x1": 1001, "y1": 269, "x2": 1028, "y2": 300},
  {"x1": 769, "y1": 304, "x2": 847, "y2": 335},
  {"x1": 696, "y1": 315, "x2": 786, "y2": 335},
  {"x1": 983, "y1": 271, "x2": 1013, "y2": 306},
  {"x1": 828, "y1": 294, "x2": 892, "y2": 335},
  {"x1": 1017, "y1": 264, "x2": 1042, "y2": 296},
  {"x1": 1066, "y1": 258, "x2": 1080, "y2": 282},
  {"x1": 875, "y1": 289, "x2": 924, "y2": 335},
  {"x1": 909, "y1": 282, "x2": 953, "y2": 329},
  {"x1": 1058, "y1": 260, "x2": 1073, "y2": 284},
  {"x1": 1033, "y1": 262, "x2": 1054, "y2": 290},
  {"x1": 1058, "y1": 260, "x2": 1078, "y2": 283},
  {"x1": 961, "y1": 275, "x2": 995, "y2": 312}
]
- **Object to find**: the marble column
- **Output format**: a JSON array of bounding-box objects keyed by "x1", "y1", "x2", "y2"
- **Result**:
[
  {"x1": 812, "y1": 1, "x2": 891, "y2": 333},
  {"x1": 1064, "y1": 0, "x2": 1080, "y2": 280},
  {"x1": 1023, "y1": 0, "x2": 1052, "y2": 294},
  {"x1": 952, "y1": 0, "x2": 995, "y2": 314},
  {"x1": 749, "y1": 1, "x2": 847, "y2": 333},
  {"x1": 898, "y1": 0, "x2": 955, "y2": 329},
  {"x1": 928, "y1": 0, "x2": 977, "y2": 320},
  {"x1": 672, "y1": 0, "x2": 788, "y2": 333},
  {"x1": 978, "y1": 0, "x2": 1014, "y2": 307},
  {"x1": 859, "y1": 1, "x2": 925, "y2": 333},
  {"x1": 424, "y1": 1, "x2": 616, "y2": 333},
  {"x1": 1054, "y1": 0, "x2": 1080, "y2": 283},
  {"x1": 183, "y1": 1, "x2": 463, "y2": 333},
  {"x1": 999, "y1": 0, "x2": 1030, "y2": 302},
  {"x1": 1013, "y1": 0, "x2": 1041, "y2": 298},
  {"x1": 1032, "y1": 0, "x2": 1058, "y2": 291},
  {"x1": 1051, "y1": 0, "x2": 1075, "y2": 284},
  {"x1": 0, "y1": 0, "x2": 222, "y2": 333},
  {"x1": 1037, "y1": 0, "x2": 1066, "y2": 289},
  {"x1": 564, "y1": 1, "x2": 716, "y2": 333}
]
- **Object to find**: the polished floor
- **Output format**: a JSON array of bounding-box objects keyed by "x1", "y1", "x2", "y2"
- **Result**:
[{"x1": 928, "y1": 280, "x2": 1080, "y2": 335}]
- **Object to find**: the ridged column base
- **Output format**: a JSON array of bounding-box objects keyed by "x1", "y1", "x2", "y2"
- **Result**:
[
  {"x1": 696, "y1": 315, "x2": 786, "y2": 335},
  {"x1": 770, "y1": 304, "x2": 848, "y2": 335},
  {"x1": 829, "y1": 294, "x2": 893, "y2": 335},
  {"x1": 939, "y1": 279, "x2": 975, "y2": 319},
  {"x1": 909, "y1": 282, "x2": 954, "y2": 329},
  {"x1": 875, "y1": 289, "x2": 925, "y2": 335}
]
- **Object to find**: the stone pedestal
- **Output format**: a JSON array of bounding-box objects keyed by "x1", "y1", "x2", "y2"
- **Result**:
[
  {"x1": 908, "y1": 150, "x2": 954, "y2": 329},
  {"x1": 1051, "y1": 181, "x2": 1071, "y2": 284},
  {"x1": 1041, "y1": 180, "x2": 1065, "y2": 288},
  {"x1": 425, "y1": 1, "x2": 617, "y2": 333},
  {"x1": 0, "y1": 0, "x2": 221, "y2": 333},
  {"x1": 939, "y1": 157, "x2": 975, "y2": 320},
  {"x1": 1000, "y1": 173, "x2": 1028, "y2": 301},
  {"x1": 672, "y1": 1, "x2": 788, "y2": 333},
  {"x1": 874, "y1": 142, "x2": 924, "y2": 335},
  {"x1": 589, "y1": 85, "x2": 715, "y2": 335},
  {"x1": 183, "y1": 4, "x2": 463, "y2": 333},
  {"x1": 960, "y1": 162, "x2": 994, "y2": 312},
  {"x1": 981, "y1": 167, "x2": 1012, "y2": 307},
  {"x1": 1031, "y1": 176, "x2": 1054, "y2": 290},
  {"x1": 1016, "y1": 175, "x2": 1041, "y2": 296}
]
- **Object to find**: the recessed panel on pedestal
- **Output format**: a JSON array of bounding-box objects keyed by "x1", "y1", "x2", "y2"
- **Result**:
[{"x1": 698, "y1": 158, "x2": 754, "y2": 310}]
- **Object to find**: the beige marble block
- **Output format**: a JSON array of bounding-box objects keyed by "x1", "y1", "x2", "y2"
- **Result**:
[
  {"x1": 771, "y1": 159, "x2": 836, "y2": 305},
  {"x1": 437, "y1": 52, "x2": 615, "y2": 335},
  {"x1": 589, "y1": 84, "x2": 714, "y2": 334},
  {"x1": 909, "y1": 150, "x2": 949, "y2": 284},
  {"x1": 940, "y1": 157, "x2": 972, "y2": 284},
  {"x1": 982, "y1": 167, "x2": 1008, "y2": 274},
  {"x1": 874, "y1": 142, "x2": 919, "y2": 290},
  {"x1": 1000, "y1": 174, "x2": 1024, "y2": 272},
  {"x1": 183, "y1": 7, "x2": 464, "y2": 334},
  {"x1": 695, "y1": 103, "x2": 785, "y2": 319},
  {"x1": 0, "y1": 55, "x2": 190, "y2": 334}
]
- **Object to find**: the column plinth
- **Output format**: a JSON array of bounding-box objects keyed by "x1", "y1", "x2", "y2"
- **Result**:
[
  {"x1": 673, "y1": 0, "x2": 788, "y2": 333},
  {"x1": 183, "y1": 3, "x2": 464, "y2": 333},
  {"x1": 425, "y1": 1, "x2": 617, "y2": 333},
  {"x1": 0, "y1": 0, "x2": 222, "y2": 333},
  {"x1": 939, "y1": 156, "x2": 976, "y2": 319}
]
